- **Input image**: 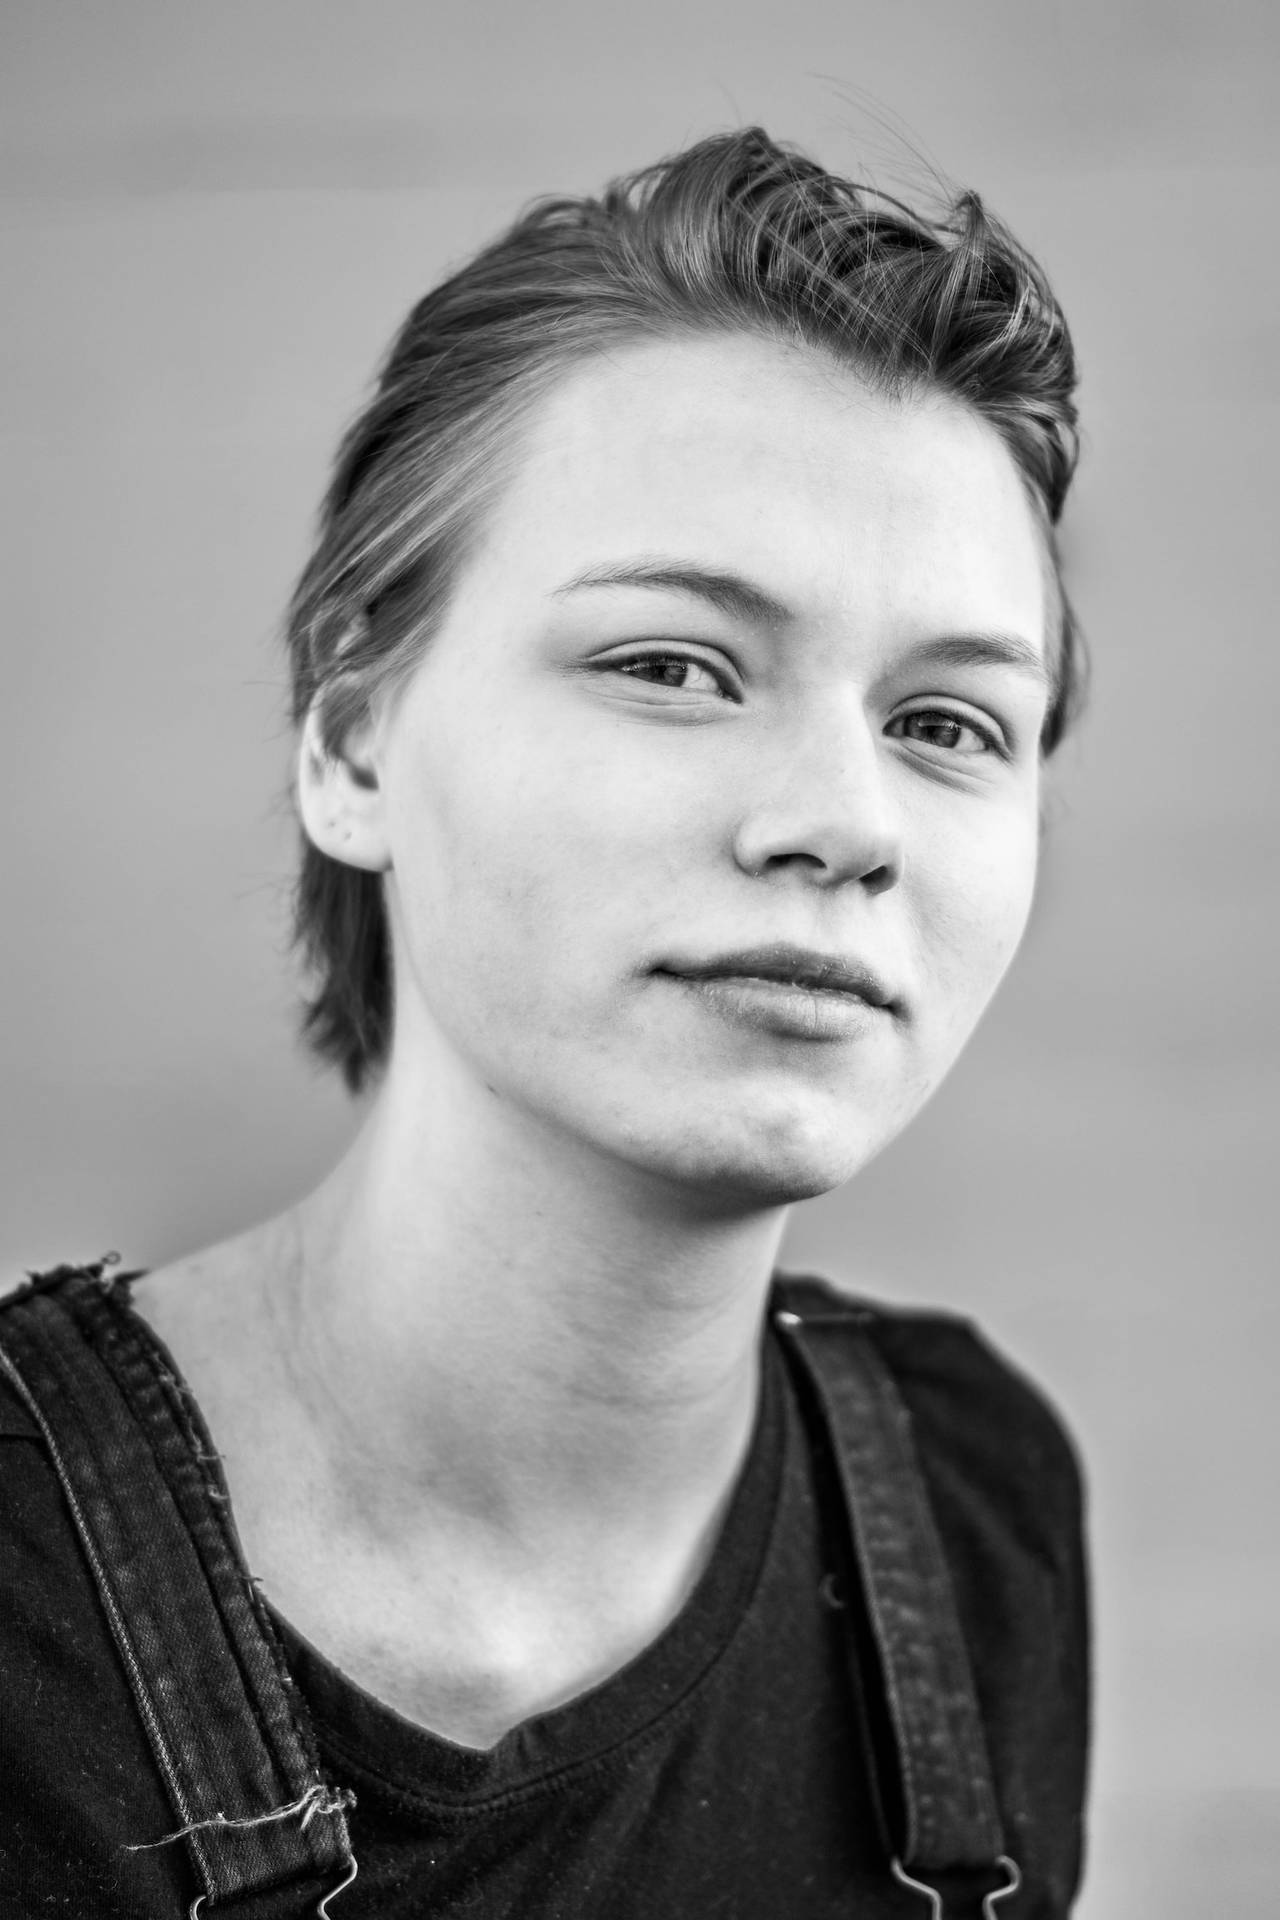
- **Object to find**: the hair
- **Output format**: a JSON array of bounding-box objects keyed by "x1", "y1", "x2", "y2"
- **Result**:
[{"x1": 284, "y1": 125, "x2": 1084, "y2": 1093}]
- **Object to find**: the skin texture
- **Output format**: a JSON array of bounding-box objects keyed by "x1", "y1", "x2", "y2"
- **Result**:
[{"x1": 137, "y1": 332, "x2": 1051, "y2": 1748}]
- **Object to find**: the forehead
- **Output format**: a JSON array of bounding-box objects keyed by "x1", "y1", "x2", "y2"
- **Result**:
[{"x1": 459, "y1": 332, "x2": 1047, "y2": 646}]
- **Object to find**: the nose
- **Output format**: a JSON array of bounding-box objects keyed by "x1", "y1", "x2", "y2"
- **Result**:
[{"x1": 730, "y1": 700, "x2": 903, "y2": 895}]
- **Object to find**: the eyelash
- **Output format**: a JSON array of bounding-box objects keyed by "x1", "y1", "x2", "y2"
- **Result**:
[
  {"x1": 613, "y1": 649, "x2": 734, "y2": 697},
  {"x1": 886, "y1": 708, "x2": 1003, "y2": 758},
  {"x1": 606, "y1": 650, "x2": 1007, "y2": 756}
]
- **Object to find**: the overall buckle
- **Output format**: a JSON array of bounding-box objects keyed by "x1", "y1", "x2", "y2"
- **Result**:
[{"x1": 890, "y1": 1853, "x2": 1022, "y2": 1918}]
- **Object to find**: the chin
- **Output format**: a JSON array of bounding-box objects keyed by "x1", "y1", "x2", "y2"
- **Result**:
[{"x1": 615, "y1": 1098, "x2": 895, "y2": 1211}]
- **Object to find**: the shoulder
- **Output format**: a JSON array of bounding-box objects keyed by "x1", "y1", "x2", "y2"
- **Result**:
[
  {"x1": 774, "y1": 1271, "x2": 1090, "y2": 1907},
  {"x1": 773, "y1": 1271, "x2": 1086, "y2": 1574},
  {"x1": 0, "y1": 1273, "x2": 192, "y2": 1908},
  {"x1": 128, "y1": 1216, "x2": 294, "y2": 1376},
  {"x1": 135, "y1": 1220, "x2": 281, "y2": 1315},
  {"x1": 0, "y1": 1228, "x2": 286, "y2": 1451},
  {"x1": 773, "y1": 1270, "x2": 1081, "y2": 1452},
  {"x1": 0, "y1": 1263, "x2": 103, "y2": 1437}
]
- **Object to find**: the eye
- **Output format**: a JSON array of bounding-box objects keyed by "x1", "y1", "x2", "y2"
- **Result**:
[
  {"x1": 613, "y1": 650, "x2": 732, "y2": 697},
  {"x1": 888, "y1": 708, "x2": 1001, "y2": 757}
]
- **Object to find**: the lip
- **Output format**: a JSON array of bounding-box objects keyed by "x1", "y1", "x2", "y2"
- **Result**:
[
  {"x1": 658, "y1": 944, "x2": 897, "y2": 1009},
  {"x1": 655, "y1": 944, "x2": 900, "y2": 1042}
]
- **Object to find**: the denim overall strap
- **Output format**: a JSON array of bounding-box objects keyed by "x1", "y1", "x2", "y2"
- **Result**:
[
  {"x1": 772, "y1": 1280, "x2": 1020, "y2": 1919},
  {"x1": 0, "y1": 1263, "x2": 356, "y2": 1916}
]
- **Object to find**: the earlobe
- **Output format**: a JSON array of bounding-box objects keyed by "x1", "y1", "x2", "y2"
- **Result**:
[{"x1": 296, "y1": 704, "x2": 392, "y2": 873}]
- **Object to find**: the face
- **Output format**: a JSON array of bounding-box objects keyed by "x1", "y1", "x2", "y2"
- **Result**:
[{"x1": 346, "y1": 334, "x2": 1051, "y2": 1206}]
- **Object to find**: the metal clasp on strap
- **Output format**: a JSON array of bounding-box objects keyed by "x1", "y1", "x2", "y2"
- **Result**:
[
  {"x1": 316, "y1": 1856, "x2": 359, "y2": 1916},
  {"x1": 890, "y1": 1854, "x2": 1022, "y2": 1918},
  {"x1": 189, "y1": 1856, "x2": 358, "y2": 1919}
]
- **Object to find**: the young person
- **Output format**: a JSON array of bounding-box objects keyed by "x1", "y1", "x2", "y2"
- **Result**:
[{"x1": 0, "y1": 128, "x2": 1089, "y2": 1917}]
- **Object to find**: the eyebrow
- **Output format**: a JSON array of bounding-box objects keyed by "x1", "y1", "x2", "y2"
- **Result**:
[
  {"x1": 551, "y1": 559, "x2": 794, "y2": 628},
  {"x1": 551, "y1": 558, "x2": 1050, "y2": 685},
  {"x1": 899, "y1": 633, "x2": 1051, "y2": 686}
]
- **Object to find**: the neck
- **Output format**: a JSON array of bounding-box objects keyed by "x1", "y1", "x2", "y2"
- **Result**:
[{"x1": 270, "y1": 1048, "x2": 790, "y2": 1554}]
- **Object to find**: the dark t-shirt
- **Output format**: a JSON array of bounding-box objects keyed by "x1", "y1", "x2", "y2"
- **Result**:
[{"x1": 0, "y1": 1288, "x2": 1088, "y2": 1917}]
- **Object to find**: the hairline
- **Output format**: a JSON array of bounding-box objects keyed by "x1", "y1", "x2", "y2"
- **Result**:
[{"x1": 345, "y1": 320, "x2": 1068, "y2": 740}]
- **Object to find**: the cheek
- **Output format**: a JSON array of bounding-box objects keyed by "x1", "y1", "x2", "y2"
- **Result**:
[
  {"x1": 911, "y1": 800, "x2": 1040, "y2": 1022},
  {"x1": 382, "y1": 705, "x2": 702, "y2": 1020}
]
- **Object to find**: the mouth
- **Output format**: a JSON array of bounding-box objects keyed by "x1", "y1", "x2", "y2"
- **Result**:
[
  {"x1": 654, "y1": 944, "x2": 900, "y2": 1042},
  {"x1": 657, "y1": 944, "x2": 898, "y2": 1009}
]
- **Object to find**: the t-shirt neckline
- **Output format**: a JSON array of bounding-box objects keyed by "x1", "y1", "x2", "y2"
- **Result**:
[{"x1": 268, "y1": 1327, "x2": 790, "y2": 1809}]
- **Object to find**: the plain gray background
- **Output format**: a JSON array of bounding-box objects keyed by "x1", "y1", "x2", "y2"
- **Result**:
[{"x1": 3, "y1": 4, "x2": 1277, "y2": 1913}]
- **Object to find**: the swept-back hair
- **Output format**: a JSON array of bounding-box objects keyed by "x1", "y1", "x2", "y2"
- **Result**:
[{"x1": 285, "y1": 126, "x2": 1083, "y2": 1092}]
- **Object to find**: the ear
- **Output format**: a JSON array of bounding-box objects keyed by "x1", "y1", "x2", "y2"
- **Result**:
[{"x1": 296, "y1": 699, "x2": 392, "y2": 873}]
